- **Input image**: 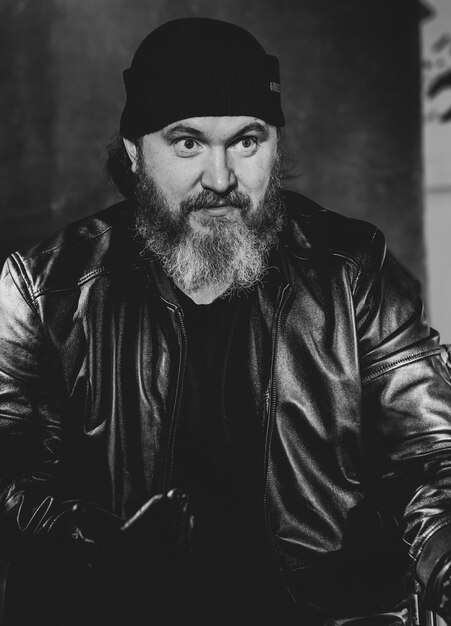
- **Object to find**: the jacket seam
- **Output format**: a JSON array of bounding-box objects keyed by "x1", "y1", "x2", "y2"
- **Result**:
[
  {"x1": 263, "y1": 283, "x2": 293, "y2": 577},
  {"x1": 46, "y1": 508, "x2": 73, "y2": 534},
  {"x1": 351, "y1": 227, "x2": 378, "y2": 295},
  {"x1": 8, "y1": 255, "x2": 41, "y2": 316},
  {"x1": 361, "y1": 347, "x2": 441, "y2": 384},
  {"x1": 8, "y1": 253, "x2": 75, "y2": 364},
  {"x1": 20, "y1": 224, "x2": 114, "y2": 259},
  {"x1": 290, "y1": 250, "x2": 361, "y2": 268},
  {"x1": 30, "y1": 266, "x2": 108, "y2": 300},
  {"x1": 410, "y1": 519, "x2": 451, "y2": 563},
  {"x1": 327, "y1": 251, "x2": 360, "y2": 268}
]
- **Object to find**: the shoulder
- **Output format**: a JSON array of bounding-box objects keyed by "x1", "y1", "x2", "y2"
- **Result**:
[
  {"x1": 4, "y1": 199, "x2": 139, "y2": 299},
  {"x1": 281, "y1": 190, "x2": 386, "y2": 274}
]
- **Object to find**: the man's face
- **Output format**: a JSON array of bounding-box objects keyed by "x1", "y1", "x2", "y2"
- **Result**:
[
  {"x1": 125, "y1": 115, "x2": 285, "y2": 296},
  {"x1": 128, "y1": 115, "x2": 279, "y2": 228}
]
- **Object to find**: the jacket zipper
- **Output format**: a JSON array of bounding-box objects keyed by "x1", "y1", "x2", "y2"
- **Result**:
[
  {"x1": 162, "y1": 303, "x2": 187, "y2": 493},
  {"x1": 263, "y1": 283, "x2": 292, "y2": 571}
]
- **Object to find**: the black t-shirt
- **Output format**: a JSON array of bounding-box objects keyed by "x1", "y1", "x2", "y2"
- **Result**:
[{"x1": 170, "y1": 287, "x2": 306, "y2": 624}]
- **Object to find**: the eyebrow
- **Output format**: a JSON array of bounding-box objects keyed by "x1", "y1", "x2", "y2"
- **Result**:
[
  {"x1": 232, "y1": 122, "x2": 268, "y2": 139},
  {"x1": 163, "y1": 125, "x2": 204, "y2": 139},
  {"x1": 162, "y1": 121, "x2": 269, "y2": 142}
]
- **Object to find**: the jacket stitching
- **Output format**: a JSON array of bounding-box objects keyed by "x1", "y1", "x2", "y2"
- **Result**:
[
  {"x1": 361, "y1": 347, "x2": 442, "y2": 384},
  {"x1": 30, "y1": 266, "x2": 108, "y2": 300},
  {"x1": 8, "y1": 255, "x2": 41, "y2": 316},
  {"x1": 20, "y1": 224, "x2": 114, "y2": 258},
  {"x1": 327, "y1": 251, "x2": 361, "y2": 268},
  {"x1": 409, "y1": 519, "x2": 451, "y2": 562},
  {"x1": 290, "y1": 250, "x2": 361, "y2": 268},
  {"x1": 10, "y1": 255, "x2": 33, "y2": 298},
  {"x1": 6, "y1": 256, "x2": 67, "y2": 355},
  {"x1": 263, "y1": 283, "x2": 292, "y2": 574},
  {"x1": 352, "y1": 227, "x2": 378, "y2": 294}
]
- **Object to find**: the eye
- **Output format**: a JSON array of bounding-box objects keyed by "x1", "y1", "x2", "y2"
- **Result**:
[
  {"x1": 241, "y1": 137, "x2": 256, "y2": 148},
  {"x1": 181, "y1": 138, "x2": 196, "y2": 150},
  {"x1": 173, "y1": 137, "x2": 202, "y2": 156},
  {"x1": 233, "y1": 136, "x2": 258, "y2": 153}
]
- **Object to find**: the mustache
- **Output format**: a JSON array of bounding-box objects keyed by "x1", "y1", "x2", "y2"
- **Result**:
[{"x1": 180, "y1": 189, "x2": 251, "y2": 217}]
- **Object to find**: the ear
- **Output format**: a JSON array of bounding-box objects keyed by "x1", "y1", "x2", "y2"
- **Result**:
[{"x1": 123, "y1": 138, "x2": 139, "y2": 173}]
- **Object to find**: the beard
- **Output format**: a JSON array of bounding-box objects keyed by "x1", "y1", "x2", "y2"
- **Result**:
[{"x1": 133, "y1": 155, "x2": 286, "y2": 296}]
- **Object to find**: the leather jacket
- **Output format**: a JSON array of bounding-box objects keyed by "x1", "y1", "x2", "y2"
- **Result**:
[{"x1": 1, "y1": 190, "x2": 451, "y2": 622}]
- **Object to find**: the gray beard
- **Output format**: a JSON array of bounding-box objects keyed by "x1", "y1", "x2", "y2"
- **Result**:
[{"x1": 134, "y1": 158, "x2": 285, "y2": 296}]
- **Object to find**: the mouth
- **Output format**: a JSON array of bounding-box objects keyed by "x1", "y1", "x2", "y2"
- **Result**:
[{"x1": 201, "y1": 205, "x2": 236, "y2": 217}]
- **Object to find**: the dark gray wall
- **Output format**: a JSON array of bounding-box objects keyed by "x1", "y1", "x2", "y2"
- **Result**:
[{"x1": 0, "y1": 0, "x2": 425, "y2": 284}]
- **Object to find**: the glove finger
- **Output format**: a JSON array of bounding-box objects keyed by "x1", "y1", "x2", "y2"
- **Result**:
[
  {"x1": 142, "y1": 490, "x2": 190, "y2": 540},
  {"x1": 120, "y1": 493, "x2": 167, "y2": 534},
  {"x1": 167, "y1": 488, "x2": 189, "y2": 501},
  {"x1": 144, "y1": 495, "x2": 192, "y2": 558},
  {"x1": 71, "y1": 503, "x2": 122, "y2": 539},
  {"x1": 178, "y1": 511, "x2": 195, "y2": 557},
  {"x1": 70, "y1": 503, "x2": 100, "y2": 543},
  {"x1": 120, "y1": 495, "x2": 181, "y2": 559},
  {"x1": 169, "y1": 500, "x2": 194, "y2": 556},
  {"x1": 71, "y1": 502, "x2": 88, "y2": 528},
  {"x1": 120, "y1": 490, "x2": 192, "y2": 562}
]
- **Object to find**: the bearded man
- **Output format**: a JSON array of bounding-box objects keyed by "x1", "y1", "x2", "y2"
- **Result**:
[{"x1": 1, "y1": 17, "x2": 451, "y2": 626}]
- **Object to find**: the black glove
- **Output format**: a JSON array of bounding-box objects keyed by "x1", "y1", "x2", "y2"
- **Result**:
[
  {"x1": 69, "y1": 489, "x2": 194, "y2": 588},
  {"x1": 426, "y1": 552, "x2": 451, "y2": 624}
]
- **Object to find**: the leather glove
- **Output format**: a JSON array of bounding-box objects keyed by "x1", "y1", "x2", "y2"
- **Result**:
[
  {"x1": 69, "y1": 488, "x2": 194, "y2": 588},
  {"x1": 426, "y1": 552, "x2": 451, "y2": 624}
]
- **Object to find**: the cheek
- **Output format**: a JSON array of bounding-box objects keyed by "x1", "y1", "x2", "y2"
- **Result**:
[
  {"x1": 149, "y1": 159, "x2": 196, "y2": 201},
  {"x1": 238, "y1": 160, "x2": 273, "y2": 198}
]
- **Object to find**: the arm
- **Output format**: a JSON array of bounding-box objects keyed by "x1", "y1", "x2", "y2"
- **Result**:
[
  {"x1": 0, "y1": 255, "x2": 193, "y2": 574},
  {"x1": 356, "y1": 233, "x2": 451, "y2": 615},
  {"x1": 0, "y1": 254, "x2": 113, "y2": 559}
]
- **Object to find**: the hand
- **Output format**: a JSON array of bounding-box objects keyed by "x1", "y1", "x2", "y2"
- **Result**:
[
  {"x1": 120, "y1": 488, "x2": 194, "y2": 565},
  {"x1": 69, "y1": 489, "x2": 194, "y2": 587},
  {"x1": 427, "y1": 553, "x2": 451, "y2": 624}
]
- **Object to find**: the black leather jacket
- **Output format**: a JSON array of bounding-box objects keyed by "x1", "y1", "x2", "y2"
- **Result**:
[{"x1": 1, "y1": 190, "x2": 451, "y2": 621}]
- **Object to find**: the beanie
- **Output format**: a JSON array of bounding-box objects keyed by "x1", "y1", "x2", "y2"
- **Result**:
[{"x1": 120, "y1": 17, "x2": 285, "y2": 138}]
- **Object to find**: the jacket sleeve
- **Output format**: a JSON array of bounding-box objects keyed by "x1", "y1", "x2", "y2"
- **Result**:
[
  {"x1": 0, "y1": 254, "x2": 90, "y2": 558},
  {"x1": 356, "y1": 229, "x2": 451, "y2": 590}
]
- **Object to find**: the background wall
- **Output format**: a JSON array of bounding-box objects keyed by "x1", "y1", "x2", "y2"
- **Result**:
[
  {"x1": 422, "y1": 0, "x2": 451, "y2": 342},
  {"x1": 0, "y1": 0, "x2": 426, "y2": 287}
]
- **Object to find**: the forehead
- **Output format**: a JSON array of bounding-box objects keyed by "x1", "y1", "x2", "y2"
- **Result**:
[{"x1": 158, "y1": 116, "x2": 274, "y2": 140}]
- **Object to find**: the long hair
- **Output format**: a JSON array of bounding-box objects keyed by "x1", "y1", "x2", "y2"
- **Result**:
[{"x1": 106, "y1": 136, "x2": 140, "y2": 198}]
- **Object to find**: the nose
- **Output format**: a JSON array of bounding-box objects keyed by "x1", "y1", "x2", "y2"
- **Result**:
[{"x1": 201, "y1": 149, "x2": 237, "y2": 194}]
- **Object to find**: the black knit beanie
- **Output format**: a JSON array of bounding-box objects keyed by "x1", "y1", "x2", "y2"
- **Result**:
[{"x1": 120, "y1": 17, "x2": 285, "y2": 138}]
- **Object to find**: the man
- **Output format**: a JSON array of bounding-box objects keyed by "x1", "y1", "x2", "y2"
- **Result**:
[{"x1": 1, "y1": 16, "x2": 451, "y2": 626}]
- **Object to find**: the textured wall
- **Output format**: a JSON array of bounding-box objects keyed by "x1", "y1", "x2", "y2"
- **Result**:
[{"x1": 0, "y1": 0, "x2": 425, "y2": 284}]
